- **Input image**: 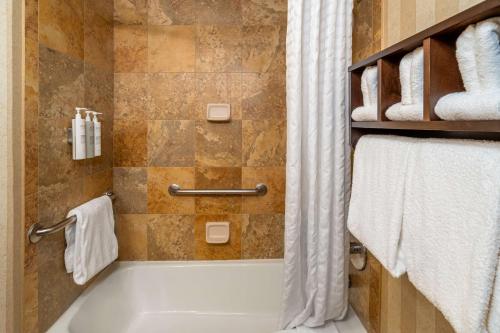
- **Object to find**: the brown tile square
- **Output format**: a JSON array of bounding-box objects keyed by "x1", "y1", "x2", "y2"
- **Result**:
[
  {"x1": 114, "y1": 0, "x2": 148, "y2": 24},
  {"x1": 148, "y1": 0, "x2": 196, "y2": 25},
  {"x1": 25, "y1": 0, "x2": 38, "y2": 40},
  {"x1": 196, "y1": 25, "x2": 242, "y2": 72},
  {"x1": 147, "y1": 167, "x2": 195, "y2": 213},
  {"x1": 241, "y1": 72, "x2": 285, "y2": 119},
  {"x1": 242, "y1": 119, "x2": 286, "y2": 166},
  {"x1": 114, "y1": 73, "x2": 148, "y2": 120},
  {"x1": 195, "y1": 73, "x2": 229, "y2": 119},
  {"x1": 195, "y1": 167, "x2": 242, "y2": 214},
  {"x1": 148, "y1": 25, "x2": 196, "y2": 73},
  {"x1": 38, "y1": 180, "x2": 85, "y2": 226},
  {"x1": 39, "y1": 46, "x2": 84, "y2": 119},
  {"x1": 195, "y1": 120, "x2": 242, "y2": 167},
  {"x1": 242, "y1": 167, "x2": 285, "y2": 213},
  {"x1": 23, "y1": 268, "x2": 39, "y2": 333},
  {"x1": 149, "y1": 73, "x2": 196, "y2": 120},
  {"x1": 242, "y1": 214, "x2": 284, "y2": 259},
  {"x1": 148, "y1": 120, "x2": 196, "y2": 166},
  {"x1": 113, "y1": 118, "x2": 148, "y2": 167},
  {"x1": 114, "y1": 24, "x2": 148, "y2": 73},
  {"x1": 116, "y1": 214, "x2": 148, "y2": 260},
  {"x1": 196, "y1": 0, "x2": 242, "y2": 25},
  {"x1": 194, "y1": 214, "x2": 244, "y2": 260},
  {"x1": 84, "y1": 0, "x2": 114, "y2": 72},
  {"x1": 147, "y1": 215, "x2": 195, "y2": 260},
  {"x1": 113, "y1": 167, "x2": 148, "y2": 213},
  {"x1": 38, "y1": 118, "x2": 86, "y2": 188},
  {"x1": 39, "y1": 0, "x2": 84, "y2": 59},
  {"x1": 83, "y1": 168, "x2": 113, "y2": 200},
  {"x1": 242, "y1": 0, "x2": 287, "y2": 26},
  {"x1": 241, "y1": 25, "x2": 283, "y2": 73}
]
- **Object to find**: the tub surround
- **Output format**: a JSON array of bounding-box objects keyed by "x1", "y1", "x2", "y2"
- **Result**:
[{"x1": 113, "y1": 0, "x2": 287, "y2": 262}]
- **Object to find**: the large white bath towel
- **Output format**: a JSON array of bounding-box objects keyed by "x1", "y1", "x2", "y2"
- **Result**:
[
  {"x1": 402, "y1": 138, "x2": 500, "y2": 333},
  {"x1": 347, "y1": 135, "x2": 416, "y2": 277},
  {"x1": 65, "y1": 195, "x2": 118, "y2": 285},
  {"x1": 352, "y1": 66, "x2": 378, "y2": 121}
]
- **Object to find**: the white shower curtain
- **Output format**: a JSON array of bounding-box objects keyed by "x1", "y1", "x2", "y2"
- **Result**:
[{"x1": 280, "y1": 0, "x2": 353, "y2": 329}]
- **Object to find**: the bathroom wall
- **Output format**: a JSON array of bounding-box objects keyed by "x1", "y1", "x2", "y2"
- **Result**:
[
  {"x1": 23, "y1": 0, "x2": 114, "y2": 332},
  {"x1": 383, "y1": 0, "x2": 483, "y2": 47},
  {"x1": 348, "y1": 0, "x2": 480, "y2": 332},
  {"x1": 113, "y1": 0, "x2": 287, "y2": 261}
]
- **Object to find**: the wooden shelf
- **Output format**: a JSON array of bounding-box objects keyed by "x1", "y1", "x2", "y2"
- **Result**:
[
  {"x1": 351, "y1": 121, "x2": 500, "y2": 133},
  {"x1": 349, "y1": 0, "x2": 500, "y2": 142}
]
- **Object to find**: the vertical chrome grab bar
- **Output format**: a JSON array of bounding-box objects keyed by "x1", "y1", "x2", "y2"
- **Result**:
[{"x1": 168, "y1": 184, "x2": 268, "y2": 196}]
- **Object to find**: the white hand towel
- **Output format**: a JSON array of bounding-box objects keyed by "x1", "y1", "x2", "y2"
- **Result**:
[
  {"x1": 352, "y1": 66, "x2": 378, "y2": 121},
  {"x1": 386, "y1": 47, "x2": 423, "y2": 121},
  {"x1": 456, "y1": 25, "x2": 481, "y2": 92},
  {"x1": 347, "y1": 135, "x2": 416, "y2": 277},
  {"x1": 402, "y1": 138, "x2": 500, "y2": 333},
  {"x1": 65, "y1": 195, "x2": 118, "y2": 285},
  {"x1": 475, "y1": 17, "x2": 500, "y2": 91}
]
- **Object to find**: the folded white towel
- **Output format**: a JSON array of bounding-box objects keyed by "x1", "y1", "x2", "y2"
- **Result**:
[
  {"x1": 475, "y1": 17, "x2": 500, "y2": 90},
  {"x1": 456, "y1": 25, "x2": 481, "y2": 92},
  {"x1": 385, "y1": 103, "x2": 423, "y2": 121},
  {"x1": 402, "y1": 138, "x2": 500, "y2": 333},
  {"x1": 386, "y1": 47, "x2": 423, "y2": 121},
  {"x1": 352, "y1": 66, "x2": 378, "y2": 121},
  {"x1": 65, "y1": 195, "x2": 118, "y2": 285},
  {"x1": 347, "y1": 135, "x2": 416, "y2": 277},
  {"x1": 435, "y1": 91, "x2": 500, "y2": 120},
  {"x1": 351, "y1": 106, "x2": 377, "y2": 121},
  {"x1": 436, "y1": 17, "x2": 500, "y2": 120}
]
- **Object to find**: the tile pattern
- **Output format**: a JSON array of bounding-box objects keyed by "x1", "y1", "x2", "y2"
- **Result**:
[
  {"x1": 349, "y1": 1, "x2": 460, "y2": 331},
  {"x1": 25, "y1": 0, "x2": 115, "y2": 331},
  {"x1": 113, "y1": 0, "x2": 287, "y2": 263}
]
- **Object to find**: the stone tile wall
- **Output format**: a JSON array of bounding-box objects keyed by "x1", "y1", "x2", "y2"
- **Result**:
[{"x1": 113, "y1": 0, "x2": 287, "y2": 261}]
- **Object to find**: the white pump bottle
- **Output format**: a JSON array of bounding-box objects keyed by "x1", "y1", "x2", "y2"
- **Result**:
[
  {"x1": 85, "y1": 110, "x2": 95, "y2": 158},
  {"x1": 92, "y1": 111, "x2": 103, "y2": 157},
  {"x1": 72, "y1": 107, "x2": 87, "y2": 160}
]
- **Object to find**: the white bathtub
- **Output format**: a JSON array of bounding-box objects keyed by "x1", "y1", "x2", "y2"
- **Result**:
[{"x1": 48, "y1": 260, "x2": 366, "y2": 333}]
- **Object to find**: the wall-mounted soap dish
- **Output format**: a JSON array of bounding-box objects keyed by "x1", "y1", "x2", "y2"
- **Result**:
[{"x1": 206, "y1": 222, "x2": 230, "y2": 244}]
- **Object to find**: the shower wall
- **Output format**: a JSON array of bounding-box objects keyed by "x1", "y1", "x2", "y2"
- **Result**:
[
  {"x1": 113, "y1": 0, "x2": 287, "y2": 261},
  {"x1": 23, "y1": 0, "x2": 114, "y2": 332}
]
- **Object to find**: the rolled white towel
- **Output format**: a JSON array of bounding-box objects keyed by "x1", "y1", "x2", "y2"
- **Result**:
[
  {"x1": 399, "y1": 51, "x2": 413, "y2": 105},
  {"x1": 435, "y1": 90, "x2": 500, "y2": 120},
  {"x1": 353, "y1": 66, "x2": 378, "y2": 121},
  {"x1": 475, "y1": 17, "x2": 500, "y2": 91},
  {"x1": 410, "y1": 47, "x2": 424, "y2": 103},
  {"x1": 456, "y1": 25, "x2": 481, "y2": 92},
  {"x1": 352, "y1": 106, "x2": 378, "y2": 121},
  {"x1": 361, "y1": 66, "x2": 378, "y2": 106}
]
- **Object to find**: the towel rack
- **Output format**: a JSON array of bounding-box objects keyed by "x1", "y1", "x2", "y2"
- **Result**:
[
  {"x1": 28, "y1": 191, "x2": 116, "y2": 244},
  {"x1": 168, "y1": 184, "x2": 268, "y2": 196}
]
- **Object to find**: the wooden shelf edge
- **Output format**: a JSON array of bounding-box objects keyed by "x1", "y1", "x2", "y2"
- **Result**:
[{"x1": 351, "y1": 121, "x2": 500, "y2": 133}]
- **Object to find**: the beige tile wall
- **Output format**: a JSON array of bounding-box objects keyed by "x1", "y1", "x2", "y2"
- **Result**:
[
  {"x1": 23, "y1": 0, "x2": 114, "y2": 331},
  {"x1": 113, "y1": 0, "x2": 287, "y2": 261},
  {"x1": 382, "y1": 0, "x2": 484, "y2": 47}
]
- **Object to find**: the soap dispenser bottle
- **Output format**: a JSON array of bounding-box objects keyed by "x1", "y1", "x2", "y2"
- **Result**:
[
  {"x1": 92, "y1": 111, "x2": 103, "y2": 157},
  {"x1": 72, "y1": 107, "x2": 86, "y2": 160},
  {"x1": 85, "y1": 110, "x2": 95, "y2": 158}
]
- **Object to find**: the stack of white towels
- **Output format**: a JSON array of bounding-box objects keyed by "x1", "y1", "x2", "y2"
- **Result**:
[
  {"x1": 435, "y1": 17, "x2": 500, "y2": 120},
  {"x1": 348, "y1": 135, "x2": 500, "y2": 333},
  {"x1": 385, "y1": 47, "x2": 424, "y2": 121},
  {"x1": 351, "y1": 66, "x2": 378, "y2": 121}
]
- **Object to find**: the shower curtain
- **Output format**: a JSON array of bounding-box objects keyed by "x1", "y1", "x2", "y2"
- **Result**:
[{"x1": 280, "y1": 0, "x2": 353, "y2": 329}]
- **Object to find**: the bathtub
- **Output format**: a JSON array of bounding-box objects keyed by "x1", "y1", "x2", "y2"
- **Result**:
[{"x1": 48, "y1": 260, "x2": 366, "y2": 333}]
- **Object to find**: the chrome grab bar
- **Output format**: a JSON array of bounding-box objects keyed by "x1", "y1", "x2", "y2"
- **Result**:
[
  {"x1": 28, "y1": 191, "x2": 116, "y2": 244},
  {"x1": 168, "y1": 184, "x2": 268, "y2": 196}
]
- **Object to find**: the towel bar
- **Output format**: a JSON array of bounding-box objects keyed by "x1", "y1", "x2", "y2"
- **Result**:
[
  {"x1": 28, "y1": 191, "x2": 116, "y2": 244},
  {"x1": 168, "y1": 184, "x2": 268, "y2": 196}
]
